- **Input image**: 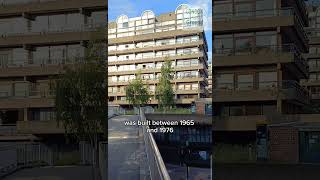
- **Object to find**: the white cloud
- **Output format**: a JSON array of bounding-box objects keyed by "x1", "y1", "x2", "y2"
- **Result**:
[
  {"x1": 109, "y1": 0, "x2": 139, "y2": 20},
  {"x1": 187, "y1": 0, "x2": 212, "y2": 31}
]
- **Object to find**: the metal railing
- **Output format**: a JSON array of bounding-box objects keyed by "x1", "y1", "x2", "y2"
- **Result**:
[
  {"x1": 214, "y1": 44, "x2": 308, "y2": 67},
  {"x1": 0, "y1": 23, "x2": 107, "y2": 37},
  {"x1": 0, "y1": 143, "x2": 53, "y2": 178},
  {"x1": 0, "y1": 0, "x2": 56, "y2": 6},
  {"x1": 0, "y1": 124, "x2": 17, "y2": 135},
  {"x1": 213, "y1": 8, "x2": 308, "y2": 41},
  {"x1": 214, "y1": 80, "x2": 310, "y2": 99},
  {"x1": 0, "y1": 84, "x2": 55, "y2": 99},
  {"x1": 140, "y1": 107, "x2": 171, "y2": 180},
  {"x1": 306, "y1": 28, "x2": 320, "y2": 37}
]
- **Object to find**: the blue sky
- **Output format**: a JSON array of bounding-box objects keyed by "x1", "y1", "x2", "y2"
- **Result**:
[{"x1": 108, "y1": 0, "x2": 212, "y2": 62}]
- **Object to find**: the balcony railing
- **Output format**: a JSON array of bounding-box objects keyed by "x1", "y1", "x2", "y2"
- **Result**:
[
  {"x1": 1, "y1": 23, "x2": 107, "y2": 37},
  {"x1": 214, "y1": 80, "x2": 310, "y2": 101},
  {"x1": 306, "y1": 28, "x2": 320, "y2": 38},
  {"x1": 0, "y1": 0, "x2": 56, "y2": 6},
  {"x1": 213, "y1": 8, "x2": 308, "y2": 41},
  {"x1": 0, "y1": 124, "x2": 17, "y2": 135},
  {"x1": 0, "y1": 56, "x2": 107, "y2": 68},
  {"x1": 108, "y1": 52, "x2": 203, "y2": 63},
  {"x1": 0, "y1": 84, "x2": 55, "y2": 99},
  {"x1": 214, "y1": 44, "x2": 308, "y2": 67}
]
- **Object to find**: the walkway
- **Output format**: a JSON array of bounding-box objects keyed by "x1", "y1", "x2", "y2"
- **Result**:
[
  {"x1": 3, "y1": 166, "x2": 92, "y2": 180},
  {"x1": 108, "y1": 115, "x2": 150, "y2": 180}
]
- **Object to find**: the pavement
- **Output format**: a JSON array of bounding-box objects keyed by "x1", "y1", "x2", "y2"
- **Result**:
[
  {"x1": 166, "y1": 164, "x2": 211, "y2": 180},
  {"x1": 2, "y1": 166, "x2": 92, "y2": 180},
  {"x1": 215, "y1": 163, "x2": 320, "y2": 180},
  {"x1": 108, "y1": 115, "x2": 150, "y2": 180}
]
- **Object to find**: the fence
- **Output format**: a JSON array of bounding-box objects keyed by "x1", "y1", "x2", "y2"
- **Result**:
[
  {"x1": 140, "y1": 107, "x2": 171, "y2": 180},
  {"x1": 0, "y1": 143, "x2": 53, "y2": 178}
]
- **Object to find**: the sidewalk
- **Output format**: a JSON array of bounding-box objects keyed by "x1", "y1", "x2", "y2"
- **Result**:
[{"x1": 215, "y1": 163, "x2": 320, "y2": 180}]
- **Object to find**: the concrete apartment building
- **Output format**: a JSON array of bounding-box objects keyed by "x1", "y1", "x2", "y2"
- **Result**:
[
  {"x1": 0, "y1": 0, "x2": 107, "y2": 137},
  {"x1": 303, "y1": 3, "x2": 320, "y2": 108},
  {"x1": 107, "y1": 4, "x2": 209, "y2": 107},
  {"x1": 213, "y1": 0, "x2": 309, "y2": 130},
  {"x1": 212, "y1": 0, "x2": 320, "y2": 163}
]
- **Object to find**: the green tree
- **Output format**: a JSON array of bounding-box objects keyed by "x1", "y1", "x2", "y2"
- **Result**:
[
  {"x1": 54, "y1": 39, "x2": 107, "y2": 180},
  {"x1": 156, "y1": 58, "x2": 175, "y2": 112},
  {"x1": 125, "y1": 73, "x2": 150, "y2": 112}
]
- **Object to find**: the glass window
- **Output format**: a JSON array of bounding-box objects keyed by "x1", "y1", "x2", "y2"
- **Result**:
[
  {"x1": 259, "y1": 72, "x2": 277, "y2": 89},
  {"x1": 256, "y1": 31, "x2": 277, "y2": 47},
  {"x1": 263, "y1": 104, "x2": 277, "y2": 115},
  {"x1": 246, "y1": 105, "x2": 262, "y2": 115},
  {"x1": 213, "y1": 2, "x2": 232, "y2": 18},
  {"x1": 215, "y1": 74, "x2": 234, "y2": 89},
  {"x1": 230, "y1": 106, "x2": 243, "y2": 116},
  {"x1": 256, "y1": 0, "x2": 276, "y2": 16},
  {"x1": 237, "y1": 74, "x2": 253, "y2": 90},
  {"x1": 214, "y1": 35, "x2": 233, "y2": 49},
  {"x1": 235, "y1": 37, "x2": 253, "y2": 54},
  {"x1": 235, "y1": 3, "x2": 253, "y2": 17}
]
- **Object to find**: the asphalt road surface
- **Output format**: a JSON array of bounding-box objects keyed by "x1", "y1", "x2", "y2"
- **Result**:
[{"x1": 108, "y1": 115, "x2": 150, "y2": 180}]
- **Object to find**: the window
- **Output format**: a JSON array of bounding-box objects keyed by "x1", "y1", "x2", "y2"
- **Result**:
[
  {"x1": 237, "y1": 74, "x2": 253, "y2": 90},
  {"x1": 215, "y1": 74, "x2": 234, "y2": 89},
  {"x1": 263, "y1": 104, "x2": 277, "y2": 115},
  {"x1": 230, "y1": 106, "x2": 243, "y2": 116},
  {"x1": 259, "y1": 72, "x2": 277, "y2": 89},
  {"x1": 256, "y1": 0, "x2": 276, "y2": 16},
  {"x1": 246, "y1": 105, "x2": 262, "y2": 115},
  {"x1": 213, "y1": 2, "x2": 232, "y2": 18},
  {"x1": 256, "y1": 31, "x2": 277, "y2": 47},
  {"x1": 235, "y1": 3, "x2": 253, "y2": 17},
  {"x1": 235, "y1": 35, "x2": 253, "y2": 54}
]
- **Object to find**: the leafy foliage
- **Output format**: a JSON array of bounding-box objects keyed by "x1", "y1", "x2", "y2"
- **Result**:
[
  {"x1": 156, "y1": 58, "x2": 175, "y2": 111},
  {"x1": 125, "y1": 73, "x2": 150, "y2": 108},
  {"x1": 54, "y1": 40, "x2": 107, "y2": 143}
]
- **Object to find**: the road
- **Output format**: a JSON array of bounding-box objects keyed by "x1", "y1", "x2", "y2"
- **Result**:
[
  {"x1": 108, "y1": 115, "x2": 150, "y2": 180},
  {"x1": 3, "y1": 166, "x2": 92, "y2": 180}
]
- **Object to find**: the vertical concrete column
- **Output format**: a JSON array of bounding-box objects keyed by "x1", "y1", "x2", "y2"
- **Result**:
[
  {"x1": 277, "y1": 63, "x2": 282, "y2": 113},
  {"x1": 23, "y1": 108, "x2": 28, "y2": 121}
]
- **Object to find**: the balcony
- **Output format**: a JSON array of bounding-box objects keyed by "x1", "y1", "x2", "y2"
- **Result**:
[
  {"x1": 0, "y1": 57, "x2": 90, "y2": 77},
  {"x1": 213, "y1": 8, "x2": 308, "y2": 44},
  {"x1": 17, "y1": 120, "x2": 64, "y2": 134},
  {"x1": 108, "y1": 29, "x2": 204, "y2": 44},
  {"x1": 108, "y1": 98, "x2": 195, "y2": 105},
  {"x1": 108, "y1": 89, "x2": 204, "y2": 97},
  {"x1": 108, "y1": 40, "x2": 204, "y2": 56},
  {"x1": 0, "y1": 24, "x2": 106, "y2": 47},
  {"x1": 306, "y1": 29, "x2": 320, "y2": 44},
  {"x1": 0, "y1": 82, "x2": 54, "y2": 108},
  {"x1": 213, "y1": 44, "x2": 308, "y2": 78},
  {"x1": 108, "y1": 64, "x2": 205, "y2": 76},
  {"x1": 213, "y1": 80, "x2": 310, "y2": 105},
  {"x1": 108, "y1": 52, "x2": 205, "y2": 65},
  {"x1": 0, "y1": 0, "x2": 107, "y2": 17},
  {"x1": 108, "y1": 76, "x2": 207, "y2": 86}
]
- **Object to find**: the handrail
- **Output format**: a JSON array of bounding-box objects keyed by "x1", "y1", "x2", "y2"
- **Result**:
[
  {"x1": 213, "y1": 7, "x2": 308, "y2": 41},
  {"x1": 140, "y1": 107, "x2": 171, "y2": 180}
]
